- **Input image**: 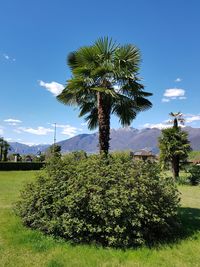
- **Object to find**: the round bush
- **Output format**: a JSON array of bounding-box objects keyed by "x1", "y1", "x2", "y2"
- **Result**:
[
  {"x1": 188, "y1": 165, "x2": 200, "y2": 185},
  {"x1": 16, "y1": 153, "x2": 180, "y2": 248}
]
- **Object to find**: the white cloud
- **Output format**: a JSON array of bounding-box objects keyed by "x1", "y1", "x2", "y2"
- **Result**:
[
  {"x1": 143, "y1": 123, "x2": 171, "y2": 130},
  {"x1": 164, "y1": 88, "x2": 185, "y2": 97},
  {"x1": 5, "y1": 138, "x2": 13, "y2": 142},
  {"x1": 19, "y1": 126, "x2": 53, "y2": 135},
  {"x1": 21, "y1": 142, "x2": 36, "y2": 146},
  {"x1": 162, "y1": 88, "x2": 186, "y2": 102},
  {"x1": 4, "y1": 118, "x2": 22, "y2": 126},
  {"x1": 185, "y1": 114, "x2": 200, "y2": 123},
  {"x1": 13, "y1": 129, "x2": 22, "y2": 134},
  {"x1": 161, "y1": 98, "x2": 170, "y2": 103},
  {"x1": 3, "y1": 54, "x2": 9, "y2": 60},
  {"x1": 20, "y1": 141, "x2": 44, "y2": 146},
  {"x1": 2, "y1": 53, "x2": 16, "y2": 62},
  {"x1": 81, "y1": 122, "x2": 88, "y2": 126},
  {"x1": 55, "y1": 124, "x2": 80, "y2": 137},
  {"x1": 175, "y1": 77, "x2": 182, "y2": 82},
  {"x1": 39, "y1": 80, "x2": 64, "y2": 96},
  {"x1": 15, "y1": 140, "x2": 49, "y2": 146},
  {"x1": 8, "y1": 123, "x2": 18, "y2": 126}
]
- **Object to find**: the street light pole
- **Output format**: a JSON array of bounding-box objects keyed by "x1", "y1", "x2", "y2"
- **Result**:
[{"x1": 53, "y1": 122, "x2": 57, "y2": 153}]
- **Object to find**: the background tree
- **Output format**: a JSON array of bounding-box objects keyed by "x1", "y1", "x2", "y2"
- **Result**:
[
  {"x1": 57, "y1": 37, "x2": 152, "y2": 156},
  {"x1": 35, "y1": 151, "x2": 46, "y2": 162},
  {"x1": 159, "y1": 126, "x2": 191, "y2": 179},
  {"x1": 169, "y1": 112, "x2": 185, "y2": 128},
  {"x1": 0, "y1": 138, "x2": 10, "y2": 162},
  {"x1": 45, "y1": 144, "x2": 61, "y2": 160}
]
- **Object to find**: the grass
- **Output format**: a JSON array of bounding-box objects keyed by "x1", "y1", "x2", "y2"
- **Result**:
[{"x1": 0, "y1": 171, "x2": 200, "y2": 267}]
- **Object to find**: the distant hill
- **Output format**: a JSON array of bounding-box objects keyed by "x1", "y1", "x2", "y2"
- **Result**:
[
  {"x1": 9, "y1": 142, "x2": 49, "y2": 155},
  {"x1": 57, "y1": 126, "x2": 200, "y2": 153},
  {"x1": 8, "y1": 126, "x2": 200, "y2": 155}
]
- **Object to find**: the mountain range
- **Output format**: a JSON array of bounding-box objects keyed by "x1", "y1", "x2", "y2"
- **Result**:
[{"x1": 9, "y1": 126, "x2": 200, "y2": 155}]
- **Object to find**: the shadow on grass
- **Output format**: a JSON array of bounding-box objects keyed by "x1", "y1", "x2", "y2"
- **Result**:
[
  {"x1": 143, "y1": 207, "x2": 200, "y2": 249},
  {"x1": 178, "y1": 207, "x2": 200, "y2": 238},
  {"x1": 6, "y1": 207, "x2": 200, "y2": 251}
]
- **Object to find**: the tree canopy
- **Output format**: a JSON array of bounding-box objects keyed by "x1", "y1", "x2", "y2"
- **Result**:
[
  {"x1": 159, "y1": 126, "x2": 191, "y2": 179},
  {"x1": 57, "y1": 37, "x2": 152, "y2": 155}
]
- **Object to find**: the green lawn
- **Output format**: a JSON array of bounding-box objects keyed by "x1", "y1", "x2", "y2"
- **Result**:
[{"x1": 0, "y1": 171, "x2": 200, "y2": 267}]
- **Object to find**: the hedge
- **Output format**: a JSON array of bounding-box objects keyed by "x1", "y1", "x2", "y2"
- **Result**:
[{"x1": 0, "y1": 162, "x2": 45, "y2": 171}]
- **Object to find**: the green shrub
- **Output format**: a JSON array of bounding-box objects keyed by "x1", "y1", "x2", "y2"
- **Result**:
[
  {"x1": 16, "y1": 153, "x2": 180, "y2": 248},
  {"x1": 187, "y1": 165, "x2": 200, "y2": 185},
  {"x1": 176, "y1": 175, "x2": 189, "y2": 185}
]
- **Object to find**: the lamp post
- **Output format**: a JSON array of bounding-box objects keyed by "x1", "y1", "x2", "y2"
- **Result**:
[{"x1": 53, "y1": 122, "x2": 57, "y2": 154}]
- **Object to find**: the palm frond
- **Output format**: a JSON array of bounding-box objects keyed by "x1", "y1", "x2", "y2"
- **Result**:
[
  {"x1": 91, "y1": 87, "x2": 118, "y2": 98},
  {"x1": 94, "y1": 37, "x2": 118, "y2": 58},
  {"x1": 169, "y1": 112, "x2": 182, "y2": 117},
  {"x1": 134, "y1": 97, "x2": 152, "y2": 111},
  {"x1": 73, "y1": 67, "x2": 92, "y2": 77},
  {"x1": 79, "y1": 101, "x2": 96, "y2": 117},
  {"x1": 57, "y1": 78, "x2": 90, "y2": 105},
  {"x1": 115, "y1": 44, "x2": 141, "y2": 73},
  {"x1": 84, "y1": 108, "x2": 98, "y2": 130},
  {"x1": 112, "y1": 96, "x2": 138, "y2": 126},
  {"x1": 67, "y1": 52, "x2": 77, "y2": 70},
  {"x1": 71, "y1": 46, "x2": 98, "y2": 70}
]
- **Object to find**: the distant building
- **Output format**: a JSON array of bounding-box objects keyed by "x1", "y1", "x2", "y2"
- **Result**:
[
  {"x1": 191, "y1": 159, "x2": 200, "y2": 166},
  {"x1": 131, "y1": 149, "x2": 156, "y2": 162},
  {"x1": 25, "y1": 155, "x2": 32, "y2": 162},
  {"x1": 13, "y1": 153, "x2": 21, "y2": 162}
]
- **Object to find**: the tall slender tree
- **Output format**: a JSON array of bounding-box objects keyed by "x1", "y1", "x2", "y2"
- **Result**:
[
  {"x1": 57, "y1": 37, "x2": 152, "y2": 155},
  {"x1": 169, "y1": 112, "x2": 185, "y2": 128},
  {"x1": 159, "y1": 112, "x2": 191, "y2": 179}
]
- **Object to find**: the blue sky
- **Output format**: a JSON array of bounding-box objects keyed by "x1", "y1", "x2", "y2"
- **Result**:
[{"x1": 0, "y1": 0, "x2": 200, "y2": 145}]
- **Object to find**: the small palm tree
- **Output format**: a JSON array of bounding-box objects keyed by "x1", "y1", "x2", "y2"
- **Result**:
[
  {"x1": 160, "y1": 112, "x2": 190, "y2": 179},
  {"x1": 169, "y1": 112, "x2": 185, "y2": 129},
  {"x1": 57, "y1": 37, "x2": 152, "y2": 155},
  {"x1": 159, "y1": 127, "x2": 191, "y2": 179}
]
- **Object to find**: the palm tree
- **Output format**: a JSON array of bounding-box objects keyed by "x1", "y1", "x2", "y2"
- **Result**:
[
  {"x1": 160, "y1": 112, "x2": 190, "y2": 179},
  {"x1": 159, "y1": 127, "x2": 191, "y2": 179},
  {"x1": 169, "y1": 112, "x2": 185, "y2": 129},
  {"x1": 57, "y1": 37, "x2": 152, "y2": 155}
]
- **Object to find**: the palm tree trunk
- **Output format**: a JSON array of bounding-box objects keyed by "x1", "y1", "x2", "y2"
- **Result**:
[
  {"x1": 172, "y1": 155, "x2": 179, "y2": 179},
  {"x1": 173, "y1": 118, "x2": 178, "y2": 129},
  {"x1": 97, "y1": 92, "x2": 111, "y2": 156}
]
